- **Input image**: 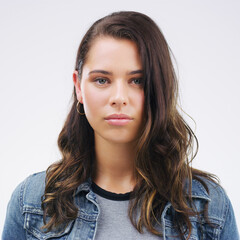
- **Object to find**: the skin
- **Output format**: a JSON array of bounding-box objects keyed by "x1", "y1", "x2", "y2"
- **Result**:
[{"x1": 73, "y1": 36, "x2": 145, "y2": 193}]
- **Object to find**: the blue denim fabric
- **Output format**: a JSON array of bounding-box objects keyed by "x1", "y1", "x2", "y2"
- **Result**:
[{"x1": 2, "y1": 171, "x2": 239, "y2": 240}]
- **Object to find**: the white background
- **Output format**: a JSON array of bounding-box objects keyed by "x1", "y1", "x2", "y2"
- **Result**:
[{"x1": 0, "y1": 0, "x2": 239, "y2": 233}]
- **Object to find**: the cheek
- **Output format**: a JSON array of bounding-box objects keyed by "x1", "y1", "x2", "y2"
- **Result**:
[
  {"x1": 133, "y1": 90, "x2": 145, "y2": 113},
  {"x1": 82, "y1": 87, "x2": 107, "y2": 117}
]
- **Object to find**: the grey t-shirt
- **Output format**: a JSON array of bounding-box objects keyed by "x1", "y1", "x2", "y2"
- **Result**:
[{"x1": 92, "y1": 183, "x2": 160, "y2": 240}]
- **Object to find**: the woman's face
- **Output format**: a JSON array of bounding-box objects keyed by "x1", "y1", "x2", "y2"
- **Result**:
[{"x1": 74, "y1": 36, "x2": 145, "y2": 144}]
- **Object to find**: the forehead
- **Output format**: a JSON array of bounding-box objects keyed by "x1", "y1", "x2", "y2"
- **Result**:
[{"x1": 84, "y1": 36, "x2": 142, "y2": 71}]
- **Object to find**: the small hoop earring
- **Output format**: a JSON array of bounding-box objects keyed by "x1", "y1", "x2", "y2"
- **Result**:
[{"x1": 76, "y1": 101, "x2": 85, "y2": 115}]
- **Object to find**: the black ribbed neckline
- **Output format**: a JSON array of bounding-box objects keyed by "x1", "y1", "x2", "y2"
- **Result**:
[{"x1": 91, "y1": 182, "x2": 132, "y2": 201}]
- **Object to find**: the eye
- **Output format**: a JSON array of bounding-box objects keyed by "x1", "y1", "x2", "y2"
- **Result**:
[
  {"x1": 94, "y1": 77, "x2": 108, "y2": 85},
  {"x1": 131, "y1": 78, "x2": 143, "y2": 85}
]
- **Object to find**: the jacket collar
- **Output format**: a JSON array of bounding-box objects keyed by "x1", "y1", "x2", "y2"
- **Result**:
[
  {"x1": 190, "y1": 179, "x2": 211, "y2": 201},
  {"x1": 74, "y1": 178, "x2": 92, "y2": 196},
  {"x1": 74, "y1": 178, "x2": 210, "y2": 201}
]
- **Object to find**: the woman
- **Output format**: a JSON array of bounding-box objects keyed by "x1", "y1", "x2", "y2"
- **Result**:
[{"x1": 2, "y1": 11, "x2": 239, "y2": 240}]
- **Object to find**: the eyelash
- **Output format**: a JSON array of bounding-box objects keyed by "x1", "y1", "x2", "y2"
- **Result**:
[
  {"x1": 94, "y1": 78, "x2": 108, "y2": 85},
  {"x1": 131, "y1": 78, "x2": 142, "y2": 85},
  {"x1": 93, "y1": 77, "x2": 143, "y2": 86}
]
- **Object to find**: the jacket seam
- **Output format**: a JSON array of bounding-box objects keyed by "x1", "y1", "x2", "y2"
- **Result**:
[
  {"x1": 218, "y1": 189, "x2": 229, "y2": 239},
  {"x1": 19, "y1": 176, "x2": 29, "y2": 239}
]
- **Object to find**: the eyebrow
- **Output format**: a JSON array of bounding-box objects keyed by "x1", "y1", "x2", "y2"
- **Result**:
[{"x1": 88, "y1": 69, "x2": 143, "y2": 76}]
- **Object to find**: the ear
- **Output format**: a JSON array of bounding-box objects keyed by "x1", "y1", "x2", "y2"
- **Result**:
[{"x1": 73, "y1": 71, "x2": 83, "y2": 103}]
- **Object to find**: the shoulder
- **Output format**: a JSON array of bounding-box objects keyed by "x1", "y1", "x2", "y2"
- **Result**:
[
  {"x1": 23, "y1": 171, "x2": 46, "y2": 203},
  {"x1": 191, "y1": 177, "x2": 239, "y2": 238},
  {"x1": 191, "y1": 177, "x2": 229, "y2": 217},
  {"x1": 192, "y1": 177, "x2": 226, "y2": 202},
  {"x1": 2, "y1": 171, "x2": 47, "y2": 239},
  {"x1": 14, "y1": 171, "x2": 46, "y2": 211}
]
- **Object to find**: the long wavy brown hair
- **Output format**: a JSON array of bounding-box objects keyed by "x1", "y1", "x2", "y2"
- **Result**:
[{"x1": 42, "y1": 11, "x2": 217, "y2": 239}]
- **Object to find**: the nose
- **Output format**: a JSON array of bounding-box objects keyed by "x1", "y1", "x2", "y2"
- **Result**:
[{"x1": 109, "y1": 80, "x2": 128, "y2": 107}]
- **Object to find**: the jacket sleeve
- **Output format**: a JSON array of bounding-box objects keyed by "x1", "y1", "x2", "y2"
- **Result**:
[
  {"x1": 219, "y1": 195, "x2": 239, "y2": 240},
  {"x1": 2, "y1": 180, "x2": 27, "y2": 240}
]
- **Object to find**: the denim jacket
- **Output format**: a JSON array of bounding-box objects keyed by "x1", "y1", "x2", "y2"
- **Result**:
[{"x1": 2, "y1": 171, "x2": 239, "y2": 240}]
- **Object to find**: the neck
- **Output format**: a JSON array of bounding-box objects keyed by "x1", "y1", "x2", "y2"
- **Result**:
[{"x1": 93, "y1": 136, "x2": 137, "y2": 194}]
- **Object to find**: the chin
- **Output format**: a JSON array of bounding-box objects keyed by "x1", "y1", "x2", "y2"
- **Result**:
[
  {"x1": 105, "y1": 134, "x2": 139, "y2": 144},
  {"x1": 94, "y1": 127, "x2": 140, "y2": 145}
]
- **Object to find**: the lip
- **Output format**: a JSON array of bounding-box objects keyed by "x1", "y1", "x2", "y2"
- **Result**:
[
  {"x1": 104, "y1": 114, "x2": 133, "y2": 126},
  {"x1": 105, "y1": 114, "x2": 132, "y2": 120}
]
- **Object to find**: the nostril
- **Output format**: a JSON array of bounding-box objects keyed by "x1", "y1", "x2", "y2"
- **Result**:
[{"x1": 110, "y1": 99, "x2": 127, "y2": 106}]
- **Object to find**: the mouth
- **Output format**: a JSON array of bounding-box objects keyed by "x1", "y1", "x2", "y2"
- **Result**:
[{"x1": 104, "y1": 114, "x2": 133, "y2": 126}]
